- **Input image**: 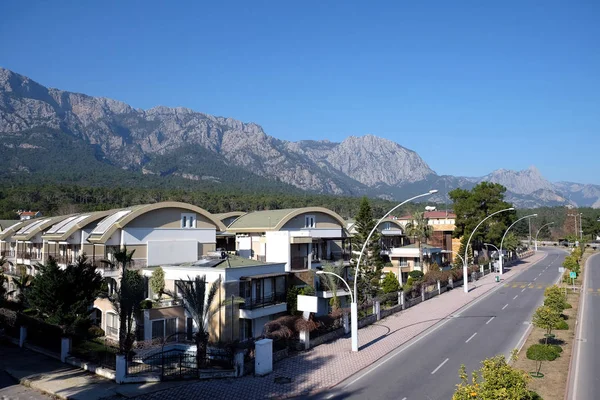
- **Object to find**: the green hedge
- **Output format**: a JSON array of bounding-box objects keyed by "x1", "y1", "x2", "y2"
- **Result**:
[{"x1": 555, "y1": 320, "x2": 569, "y2": 330}]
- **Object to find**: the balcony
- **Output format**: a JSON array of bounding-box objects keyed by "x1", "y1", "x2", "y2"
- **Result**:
[
  {"x1": 239, "y1": 292, "x2": 287, "y2": 320},
  {"x1": 106, "y1": 326, "x2": 119, "y2": 338},
  {"x1": 240, "y1": 292, "x2": 287, "y2": 310}
]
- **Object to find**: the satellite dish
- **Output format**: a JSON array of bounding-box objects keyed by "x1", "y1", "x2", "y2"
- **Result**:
[{"x1": 221, "y1": 251, "x2": 228, "y2": 259}]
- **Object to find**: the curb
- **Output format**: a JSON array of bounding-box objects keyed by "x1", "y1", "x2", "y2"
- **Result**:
[{"x1": 565, "y1": 251, "x2": 599, "y2": 400}]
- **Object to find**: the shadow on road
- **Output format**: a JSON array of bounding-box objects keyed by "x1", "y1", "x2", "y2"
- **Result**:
[{"x1": 359, "y1": 315, "x2": 496, "y2": 351}]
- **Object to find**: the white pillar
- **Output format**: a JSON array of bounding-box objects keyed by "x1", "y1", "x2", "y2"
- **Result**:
[
  {"x1": 299, "y1": 330, "x2": 310, "y2": 350},
  {"x1": 374, "y1": 301, "x2": 381, "y2": 321},
  {"x1": 343, "y1": 312, "x2": 350, "y2": 334},
  {"x1": 437, "y1": 280, "x2": 441, "y2": 294},
  {"x1": 307, "y1": 243, "x2": 312, "y2": 270},
  {"x1": 351, "y1": 302, "x2": 358, "y2": 352},
  {"x1": 399, "y1": 291, "x2": 405, "y2": 310},
  {"x1": 61, "y1": 337, "x2": 72, "y2": 362},
  {"x1": 119, "y1": 229, "x2": 125, "y2": 250},
  {"x1": 19, "y1": 326, "x2": 27, "y2": 347},
  {"x1": 115, "y1": 354, "x2": 126, "y2": 384},
  {"x1": 234, "y1": 350, "x2": 245, "y2": 377}
]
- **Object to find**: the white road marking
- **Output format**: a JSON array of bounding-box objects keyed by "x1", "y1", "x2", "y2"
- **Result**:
[
  {"x1": 486, "y1": 316, "x2": 495, "y2": 325},
  {"x1": 521, "y1": 288, "x2": 526, "y2": 292},
  {"x1": 533, "y1": 277, "x2": 538, "y2": 281},
  {"x1": 513, "y1": 295, "x2": 518, "y2": 300},
  {"x1": 502, "y1": 304, "x2": 508, "y2": 310},
  {"x1": 431, "y1": 358, "x2": 449, "y2": 374},
  {"x1": 401, "y1": 398, "x2": 407, "y2": 400},
  {"x1": 465, "y1": 332, "x2": 477, "y2": 343}
]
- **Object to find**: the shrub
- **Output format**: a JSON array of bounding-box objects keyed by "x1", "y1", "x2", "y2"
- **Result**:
[
  {"x1": 87, "y1": 325, "x2": 105, "y2": 339},
  {"x1": 139, "y1": 299, "x2": 153, "y2": 310},
  {"x1": 555, "y1": 320, "x2": 568, "y2": 330},
  {"x1": 527, "y1": 344, "x2": 561, "y2": 361},
  {"x1": 408, "y1": 271, "x2": 424, "y2": 280},
  {"x1": 381, "y1": 272, "x2": 400, "y2": 294},
  {"x1": 564, "y1": 302, "x2": 572, "y2": 309}
]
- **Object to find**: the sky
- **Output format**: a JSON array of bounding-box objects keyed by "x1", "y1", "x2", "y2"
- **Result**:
[{"x1": 1, "y1": 1, "x2": 599, "y2": 184}]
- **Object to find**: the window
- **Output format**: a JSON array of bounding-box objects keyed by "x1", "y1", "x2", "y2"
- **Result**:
[
  {"x1": 414, "y1": 258, "x2": 421, "y2": 268},
  {"x1": 181, "y1": 213, "x2": 196, "y2": 228},
  {"x1": 152, "y1": 318, "x2": 178, "y2": 340},
  {"x1": 304, "y1": 215, "x2": 316, "y2": 228},
  {"x1": 239, "y1": 319, "x2": 252, "y2": 341},
  {"x1": 165, "y1": 318, "x2": 177, "y2": 340},
  {"x1": 106, "y1": 313, "x2": 119, "y2": 337},
  {"x1": 152, "y1": 320, "x2": 165, "y2": 339}
]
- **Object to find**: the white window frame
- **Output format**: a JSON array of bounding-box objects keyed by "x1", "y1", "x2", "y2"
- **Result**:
[
  {"x1": 181, "y1": 213, "x2": 196, "y2": 229},
  {"x1": 105, "y1": 311, "x2": 119, "y2": 337},
  {"x1": 304, "y1": 215, "x2": 316, "y2": 229},
  {"x1": 151, "y1": 317, "x2": 179, "y2": 340}
]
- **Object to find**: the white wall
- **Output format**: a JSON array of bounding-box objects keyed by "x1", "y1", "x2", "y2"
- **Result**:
[
  {"x1": 253, "y1": 315, "x2": 271, "y2": 337},
  {"x1": 265, "y1": 231, "x2": 291, "y2": 271},
  {"x1": 147, "y1": 240, "x2": 198, "y2": 265},
  {"x1": 236, "y1": 236, "x2": 252, "y2": 258},
  {"x1": 123, "y1": 228, "x2": 215, "y2": 245},
  {"x1": 284, "y1": 228, "x2": 343, "y2": 238}
]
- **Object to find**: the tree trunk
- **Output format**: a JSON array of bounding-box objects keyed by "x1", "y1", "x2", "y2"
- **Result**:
[{"x1": 196, "y1": 331, "x2": 208, "y2": 369}]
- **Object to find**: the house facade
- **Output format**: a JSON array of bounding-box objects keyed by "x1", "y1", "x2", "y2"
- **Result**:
[
  {"x1": 138, "y1": 256, "x2": 288, "y2": 343},
  {"x1": 228, "y1": 207, "x2": 350, "y2": 271}
]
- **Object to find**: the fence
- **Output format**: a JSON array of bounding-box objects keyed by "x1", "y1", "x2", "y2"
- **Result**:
[
  {"x1": 127, "y1": 348, "x2": 234, "y2": 380},
  {"x1": 70, "y1": 339, "x2": 117, "y2": 370}
]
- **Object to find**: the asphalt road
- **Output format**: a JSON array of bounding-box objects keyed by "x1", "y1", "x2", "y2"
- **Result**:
[
  {"x1": 568, "y1": 251, "x2": 600, "y2": 400},
  {"x1": 318, "y1": 249, "x2": 566, "y2": 400}
]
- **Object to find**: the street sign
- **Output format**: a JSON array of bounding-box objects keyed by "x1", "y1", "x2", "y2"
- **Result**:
[
  {"x1": 570, "y1": 271, "x2": 577, "y2": 279},
  {"x1": 558, "y1": 267, "x2": 565, "y2": 273}
]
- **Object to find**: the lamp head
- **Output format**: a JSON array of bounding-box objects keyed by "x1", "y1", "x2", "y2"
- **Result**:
[
  {"x1": 508, "y1": 207, "x2": 515, "y2": 211},
  {"x1": 316, "y1": 270, "x2": 324, "y2": 275},
  {"x1": 428, "y1": 189, "x2": 438, "y2": 194},
  {"x1": 533, "y1": 214, "x2": 538, "y2": 217}
]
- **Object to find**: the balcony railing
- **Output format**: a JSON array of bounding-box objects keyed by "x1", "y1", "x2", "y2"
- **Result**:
[
  {"x1": 2, "y1": 265, "x2": 26, "y2": 277},
  {"x1": 106, "y1": 326, "x2": 119, "y2": 337},
  {"x1": 240, "y1": 292, "x2": 287, "y2": 310},
  {"x1": 291, "y1": 256, "x2": 308, "y2": 270},
  {"x1": 1, "y1": 251, "x2": 15, "y2": 257}
]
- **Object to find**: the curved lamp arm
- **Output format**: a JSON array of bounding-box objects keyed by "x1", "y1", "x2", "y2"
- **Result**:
[{"x1": 353, "y1": 190, "x2": 438, "y2": 303}]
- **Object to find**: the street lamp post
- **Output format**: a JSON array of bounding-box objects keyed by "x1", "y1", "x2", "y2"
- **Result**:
[
  {"x1": 315, "y1": 270, "x2": 354, "y2": 304},
  {"x1": 441, "y1": 249, "x2": 464, "y2": 266},
  {"x1": 351, "y1": 189, "x2": 438, "y2": 352},
  {"x1": 534, "y1": 222, "x2": 555, "y2": 251},
  {"x1": 568, "y1": 213, "x2": 578, "y2": 241},
  {"x1": 499, "y1": 214, "x2": 538, "y2": 274},
  {"x1": 483, "y1": 243, "x2": 500, "y2": 273},
  {"x1": 462, "y1": 208, "x2": 515, "y2": 293},
  {"x1": 579, "y1": 213, "x2": 584, "y2": 240}
]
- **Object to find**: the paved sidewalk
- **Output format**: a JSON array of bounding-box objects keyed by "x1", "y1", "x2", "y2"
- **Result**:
[
  {"x1": 0, "y1": 344, "x2": 184, "y2": 400},
  {"x1": 1, "y1": 253, "x2": 544, "y2": 400},
  {"x1": 133, "y1": 253, "x2": 545, "y2": 400}
]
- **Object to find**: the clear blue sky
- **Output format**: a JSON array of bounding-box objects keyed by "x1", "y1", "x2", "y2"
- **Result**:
[{"x1": 2, "y1": 1, "x2": 599, "y2": 184}]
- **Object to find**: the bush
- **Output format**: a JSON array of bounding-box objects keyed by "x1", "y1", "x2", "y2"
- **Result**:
[
  {"x1": 564, "y1": 302, "x2": 572, "y2": 309},
  {"x1": 555, "y1": 320, "x2": 569, "y2": 330},
  {"x1": 87, "y1": 325, "x2": 105, "y2": 338},
  {"x1": 408, "y1": 270, "x2": 424, "y2": 280},
  {"x1": 139, "y1": 299, "x2": 153, "y2": 310},
  {"x1": 526, "y1": 344, "x2": 561, "y2": 361}
]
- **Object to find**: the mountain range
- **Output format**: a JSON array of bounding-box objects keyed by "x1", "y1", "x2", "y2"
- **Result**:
[{"x1": 1, "y1": 67, "x2": 599, "y2": 209}]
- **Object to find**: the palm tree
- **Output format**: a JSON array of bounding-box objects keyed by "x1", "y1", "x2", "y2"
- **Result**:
[
  {"x1": 405, "y1": 211, "x2": 433, "y2": 273},
  {"x1": 0, "y1": 256, "x2": 10, "y2": 302},
  {"x1": 171, "y1": 275, "x2": 242, "y2": 369},
  {"x1": 11, "y1": 273, "x2": 33, "y2": 309},
  {"x1": 102, "y1": 247, "x2": 137, "y2": 355}
]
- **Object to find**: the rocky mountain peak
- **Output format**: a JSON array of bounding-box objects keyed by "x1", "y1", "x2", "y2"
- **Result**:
[{"x1": 482, "y1": 167, "x2": 554, "y2": 195}]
